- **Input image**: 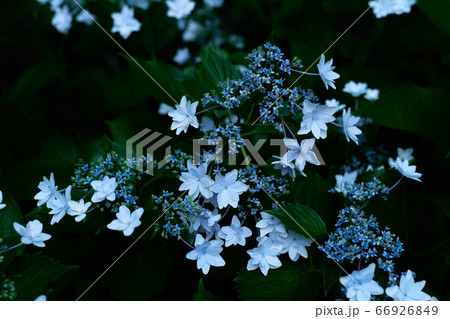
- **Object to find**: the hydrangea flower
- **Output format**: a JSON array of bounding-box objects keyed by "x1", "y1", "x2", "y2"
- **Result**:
[
  {"x1": 0, "y1": 190, "x2": 6, "y2": 210},
  {"x1": 343, "y1": 81, "x2": 368, "y2": 97},
  {"x1": 369, "y1": 0, "x2": 416, "y2": 19},
  {"x1": 173, "y1": 47, "x2": 190, "y2": 65},
  {"x1": 298, "y1": 100, "x2": 336, "y2": 139},
  {"x1": 158, "y1": 103, "x2": 175, "y2": 115},
  {"x1": 325, "y1": 99, "x2": 346, "y2": 111},
  {"x1": 48, "y1": 186, "x2": 72, "y2": 225},
  {"x1": 179, "y1": 161, "x2": 214, "y2": 199},
  {"x1": 390, "y1": 158, "x2": 422, "y2": 182},
  {"x1": 272, "y1": 154, "x2": 296, "y2": 180},
  {"x1": 107, "y1": 206, "x2": 144, "y2": 236},
  {"x1": 182, "y1": 20, "x2": 202, "y2": 42},
  {"x1": 168, "y1": 96, "x2": 199, "y2": 135},
  {"x1": 386, "y1": 270, "x2": 431, "y2": 301},
  {"x1": 247, "y1": 236, "x2": 282, "y2": 276},
  {"x1": 91, "y1": 176, "x2": 118, "y2": 203},
  {"x1": 334, "y1": 170, "x2": 358, "y2": 194},
  {"x1": 75, "y1": 10, "x2": 95, "y2": 26},
  {"x1": 218, "y1": 215, "x2": 252, "y2": 247},
  {"x1": 67, "y1": 199, "x2": 92, "y2": 222},
  {"x1": 111, "y1": 5, "x2": 141, "y2": 39},
  {"x1": 13, "y1": 220, "x2": 51, "y2": 247},
  {"x1": 128, "y1": 0, "x2": 151, "y2": 10},
  {"x1": 166, "y1": 0, "x2": 195, "y2": 19},
  {"x1": 189, "y1": 208, "x2": 221, "y2": 235},
  {"x1": 280, "y1": 231, "x2": 313, "y2": 261},
  {"x1": 51, "y1": 5, "x2": 72, "y2": 34},
  {"x1": 34, "y1": 172, "x2": 58, "y2": 206},
  {"x1": 342, "y1": 108, "x2": 362, "y2": 145},
  {"x1": 256, "y1": 212, "x2": 287, "y2": 237},
  {"x1": 210, "y1": 169, "x2": 248, "y2": 209},
  {"x1": 339, "y1": 263, "x2": 384, "y2": 301},
  {"x1": 364, "y1": 89, "x2": 379, "y2": 101},
  {"x1": 317, "y1": 55, "x2": 340, "y2": 90},
  {"x1": 34, "y1": 295, "x2": 47, "y2": 301},
  {"x1": 284, "y1": 138, "x2": 320, "y2": 175},
  {"x1": 186, "y1": 234, "x2": 225, "y2": 274},
  {"x1": 203, "y1": 0, "x2": 224, "y2": 8},
  {"x1": 397, "y1": 147, "x2": 414, "y2": 162}
]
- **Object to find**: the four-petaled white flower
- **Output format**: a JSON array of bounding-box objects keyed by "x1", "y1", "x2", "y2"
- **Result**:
[
  {"x1": 179, "y1": 161, "x2": 214, "y2": 199},
  {"x1": 210, "y1": 169, "x2": 248, "y2": 209},
  {"x1": 397, "y1": 147, "x2": 414, "y2": 162},
  {"x1": 107, "y1": 206, "x2": 144, "y2": 236},
  {"x1": 34, "y1": 172, "x2": 58, "y2": 206},
  {"x1": 280, "y1": 231, "x2": 313, "y2": 261},
  {"x1": 218, "y1": 215, "x2": 252, "y2": 247},
  {"x1": 166, "y1": 0, "x2": 196, "y2": 19},
  {"x1": 334, "y1": 170, "x2": 358, "y2": 195},
  {"x1": 67, "y1": 199, "x2": 92, "y2": 222},
  {"x1": 91, "y1": 176, "x2": 118, "y2": 203},
  {"x1": 111, "y1": 5, "x2": 141, "y2": 39},
  {"x1": 48, "y1": 186, "x2": 72, "y2": 225},
  {"x1": 386, "y1": 270, "x2": 431, "y2": 301},
  {"x1": 317, "y1": 55, "x2": 340, "y2": 90},
  {"x1": 364, "y1": 88, "x2": 379, "y2": 101},
  {"x1": 256, "y1": 212, "x2": 287, "y2": 237},
  {"x1": 51, "y1": 5, "x2": 72, "y2": 34},
  {"x1": 390, "y1": 157, "x2": 422, "y2": 182},
  {"x1": 186, "y1": 234, "x2": 225, "y2": 274},
  {"x1": 0, "y1": 190, "x2": 6, "y2": 210},
  {"x1": 272, "y1": 154, "x2": 296, "y2": 180},
  {"x1": 168, "y1": 96, "x2": 199, "y2": 135},
  {"x1": 13, "y1": 220, "x2": 52, "y2": 247},
  {"x1": 298, "y1": 100, "x2": 336, "y2": 139},
  {"x1": 343, "y1": 81, "x2": 368, "y2": 97},
  {"x1": 325, "y1": 99, "x2": 346, "y2": 111},
  {"x1": 342, "y1": 108, "x2": 362, "y2": 145},
  {"x1": 284, "y1": 138, "x2": 320, "y2": 175},
  {"x1": 339, "y1": 263, "x2": 384, "y2": 301},
  {"x1": 247, "y1": 236, "x2": 282, "y2": 276},
  {"x1": 173, "y1": 47, "x2": 190, "y2": 65}
]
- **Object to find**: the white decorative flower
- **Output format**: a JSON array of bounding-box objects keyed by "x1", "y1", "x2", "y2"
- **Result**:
[
  {"x1": 50, "y1": 0, "x2": 63, "y2": 10},
  {"x1": 190, "y1": 208, "x2": 221, "y2": 235},
  {"x1": 392, "y1": 0, "x2": 416, "y2": 15},
  {"x1": 186, "y1": 234, "x2": 225, "y2": 274},
  {"x1": 111, "y1": 5, "x2": 141, "y2": 39},
  {"x1": 158, "y1": 103, "x2": 175, "y2": 115},
  {"x1": 67, "y1": 199, "x2": 92, "y2": 222},
  {"x1": 91, "y1": 176, "x2": 117, "y2": 203},
  {"x1": 34, "y1": 295, "x2": 47, "y2": 301},
  {"x1": 391, "y1": 157, "x2": 422, "y2": 182},
  {"x1": 397, "y1": 147, "x2": 414, "y2": 162},
  {"x1": 284, "y1": 138, "x2": 320, "y2": 175},
  {"x1": 179, "y1": 161, "x2": 214, "y2": 199},
  {"x1": 166, "y1": 0, "x2": 195, "y2": 19},
  {"x1": 256, "y1": 212, "x2": 287, "y2": 237},
  {"x1": 75, "y1": 10, "x2": 95, "y2": 26},
  {"x1": 342, "y1": 108, "x2": 362, "y2": 145},
  {"x1": 343, "y1": 81, "x2": 368, "y2": 97},
  {"x1": 168, "y1": 96, "x2": 199, "y2": 135},
  {"x1": 272, "y1": 154, "x2": 296, "y2": 180},
  {"x1": 298, "y1": 100, "x2": 336, "y2": 139},
  {"x1": 182, "y1": 20, "x2": 203, "y2": 42},
  {"x1": 218, "y1": 215, "x2": 252, "y2": 247},
  {"x1": 210, "y1": 169, "x2": 248, "y2": 209},
  {"x1": 280, "y1": 231, "x2": 313, "y2": 261},
  {"x1": 204, "y1": 0, "x2": 224, "y2": 8},
  {"x1": 386, "y1": 270, "x2": 431, "y2": 301},
  {"x1": 317, "y1": 55, "x2": 340, "y2": 90},
  {"x1": 13, "y1": 220, "x2": 51, "y2": 248},
  {"x1": 364, "y1": 88, "x2": 380, "y2": 101},
  {"x1": 47, "y1": 186, "x2": 72, "y2": 225},
  {"x1": 51, "y1": 5, "x2": 72, "y2": 34},
  {"x1": 247, "y1": 236, "x2": 282, "y2": 276},
  {"x1": 339, "y1": 263, "x2": 384, "y2": 301},
  {"x1": 34, "y1": 173, "x2": 58, "y2": 206},
  {"x1": 107, "y1": 206, "x2": 144, "y2": 236},
  {"x1": 173, "y1": 47, "x2": 190, "y2": 65},
  {"x1": 369, "y1": 0, "x2": 416, "y2": 19},
  {"x1": 129, "y1": 0, "x2": 151, "y2": 10},
  {"x1": 334, "y1": 170, "x2": 358, "y2": 195},
  {"x1": 325, "y1": 99, "x2": 346, "y2": 111},
  {"x1": 0, "y1": 190, "x2": 6, "y2": 210},
  {"x1": 200, "y1": 116, "x2": 215, "y2": 131}
]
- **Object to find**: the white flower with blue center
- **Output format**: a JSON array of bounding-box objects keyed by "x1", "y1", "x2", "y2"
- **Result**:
[
  {"x1": 386, "y1": 270, "x2": 431, "y2": 301},
  {"x1": 91, "y1": 176, "x2": 118, "y2": 203},
  {"x1": 246, "y1": 236, "x2": 282, "y2": 276},
  {"x1": 342, "y1": 108, "x2": 362, "y2": 145},
  {"x1": 179, "y1": 161, "x2": 215, "y2": 199},
  {"x1": 168, "y1": 96, "x2": 199, "y2": 135},
  {"x1": 339, "y1": 263, "x2": 384, "y2": 301},
  {"x1": 166, "y1": 0, "x2": 195, "y2": 19},
  {"x1": 390, "y1": 157, "x2": 422, "y2": 182},
  {"x1": 343, "y1": 81, "x2": 368, "y2": 97},
  {"x1": 284, "y1": 138, "x2": 320, "y2": 175},
  {"x1": 0, "y1": 190, "x2": 6, "y2": 210},
  {"x1": 34, "y1": 172, "x2": 58, "y2": 206},
  {"x1": 218, "y1": 215, "x2": 252, "y2": 247},
  {"x1": 334, "y1": 170, "x2": 358, "y2": 195},
  {"x1": 67, "y1": 199, "x2": 92, "y2": 222},
  {"x1": 111, "y1": 5, "x2": 141, "y2": 39},
  {"x1": 280, "y1": 231, "x2": 313, "y2": 261},
  {"x1": 317, "y1": 55, "x2": 340, "y2": 90},
  {"x1": 48, "y1": 186, "x2": 72, "y2": 225},
  {"x1": 325, "y1": 99, "x2": 346, "y2": 111},
  {"x1": 190, "y1": 208, "x2": 221, "y2": 235},
  {"x1": 51, "y1": 5, "x2": 72, "y2": 34},
  {"x1": 210, "y1": 169, "x2": 248, "y2": 209},
  {"x1": 256, "y1": 212, "x2": 287, "y2": 237},
  {"x1": 364, "y1": 88, "x2": 380, "y2": 101},
  {"x1": 272, "y1": 154, "x2": 296, "y2": 180},
  {"x1": 13, "y1": 220, "x2": 52, "y2": 247},
  {"x1": 186, "y1": 234, "x2": 225, "y2": 274},
  {"x1": 298, "y1": 100, "x2": 336, "y2": 139},
  {"x1": 107, "y1": 206, "x2": 144, "y2": 236}
]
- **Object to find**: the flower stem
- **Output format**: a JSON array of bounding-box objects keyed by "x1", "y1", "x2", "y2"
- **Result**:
[
  {"x1": 180, "y1": 237, "x2": 194, "y2": 249},
  {"x1": 195, "y1": 105, "x2": 220, "y2": 115},
  {"x1": 0, "y1": 243, "x2": 23, "y2": 254},
  {"x1": 291, "y1": 69, "x2": 320, "y2": 76},
  {"x1": 330, "y1": 121, "x2": 343, "y2": 128},
  {"x1": 388, "y1": 176, "x2": 404, "y2": 192},
  {"x1": 282, "y1": 121, "x2": 296, "y2": 139}
]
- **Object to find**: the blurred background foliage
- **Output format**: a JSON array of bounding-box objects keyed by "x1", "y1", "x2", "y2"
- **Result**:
[{"x1": 0, "y1": 0, "x2": 449, "y2": 300}]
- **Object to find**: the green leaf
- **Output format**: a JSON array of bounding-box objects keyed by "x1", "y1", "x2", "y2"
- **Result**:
[
  {"x1": 193, "y1": 279, "x2": 221, "y2": 301},
  {"x1": 103, "y1": 72, "x2": 148, "y2": 110},
  {"x1": 418, "y1": 0, "x2": 450, "y2": 35},
  {"x1": 264, "y1": 203, "x2": 328, "y2": 239},
  {"x1": 199, "y1": 46, "x2": 240, "y2": 90},
  {"x1": 8, "y1": 253, "x2": 77, "y2": 300},
  {"x1": 425, "y1": 195, "x2": 450, "y2": 219},
  {"x1": 235, "y1": 263, "x2": 319, "y2": 300},
  {"x1": 322, "y1": 260, "x2": 341, "y2": 296}
]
